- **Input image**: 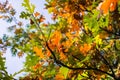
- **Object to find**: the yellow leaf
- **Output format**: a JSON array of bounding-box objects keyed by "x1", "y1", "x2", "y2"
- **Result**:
[
  {"x1": 33, "y1": 46, "x2": 44, "y2": 58},
  {"x1": 95, "y1": 35, "x2": 102, "y2": 45}
]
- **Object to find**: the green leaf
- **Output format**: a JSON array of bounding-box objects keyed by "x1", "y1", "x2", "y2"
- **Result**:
[
  {"x1": 22, "y1": 0, "x2": 35, "y2": 13},
  {"x1": 59, "y1": 67, "x2": 69, "y2": 78},
  {"x1": 20, "y1": 11, "x2": 31, "y2": 19}
]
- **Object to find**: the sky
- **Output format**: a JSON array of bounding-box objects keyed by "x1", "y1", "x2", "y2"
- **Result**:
[{"x1": 0, "y1": 0, "x2": 52, "y2": 79}]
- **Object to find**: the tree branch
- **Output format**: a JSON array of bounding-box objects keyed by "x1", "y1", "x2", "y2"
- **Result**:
[
  {"x1": 100, "y1": 27, "x2": 120, "y2": 37},
  {"x1": 96, "y1": 48, "x2": 116, "y2": 79},
  {"x1": 31, "y1": 14, "x2": 47, "y2": 42},
  {"x1": 45, "y1": 41, "x2": 114, "y2": 78}
]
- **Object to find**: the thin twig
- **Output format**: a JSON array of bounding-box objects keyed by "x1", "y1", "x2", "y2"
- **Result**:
[
  {"x1": 96, "y1": 48, "x2": 116, "y2": 79},
  {"x1": 31, "y1": 14, "x2": 47, "y2": 42}
]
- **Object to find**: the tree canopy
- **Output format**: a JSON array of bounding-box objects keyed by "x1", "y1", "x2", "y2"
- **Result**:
[{"x1": 0, "y1": 0, "x2": 120, "y2": 80}]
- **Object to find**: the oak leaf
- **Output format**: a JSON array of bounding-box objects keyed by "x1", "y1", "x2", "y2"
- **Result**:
[
  {"x1": 51, "y1": 31, "x2": 62, "y2": 46},
  {"x1": 39, "y1": 15, "x2": 45, "y2": 22},
  {"x1": 97, "y1": 0, "x2": 118, "y2": 14},
  {"x1": 34, "y1": 12, "x2": 40, "y2": 17},
  {"x1": 80, "y1": 43, "x2": 91, "y2": 56},
  {"x1": 33, "y1": 46, "x2": 44, "y2": 58}
]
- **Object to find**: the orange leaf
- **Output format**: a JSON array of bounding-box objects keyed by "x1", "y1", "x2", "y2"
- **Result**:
[
  {"x1": 51, "y1": 31, "x2": 62, "y2": 46},
  {"x1": 60, "y1": 52, "x2": 67, "y2": 60},
  {"x1": 39, "y1": 77, "x2": 42, "y2": 80},
  {"x1": 46, "y1": 49, "x2": 51, "y2": 57},
  {"x1": 98, "y1": 0, "x2": 118, "y2": 14},
  {"x1": 0, "y1": 15, "x2": 3, "y2": 19},
  {"x1": 107, "y1": 25, "x2": 113, "y2": 31},
  {"x1": 33, "y1": 63, "x2": 41, "y2": 71},
  {"x1": 80, "y1": 44, "x2": 91, "y2": 56},
  {"x1": 33, "y1": 46, "x2": 44, "y2": 58},
  {"x1": 17, "y1": 51, "x2": 24, "y2": 58},
  {"x1": 34, "y1": 12, "x2": 40, "y2": 17},
  {"x1": 43, "y1": 23, "x2": 48, "y2": 27},
  {"x1": 55, "y1": 73, "x2": 65, "y2": 80},
  {"x1": 39, "y1": 15, "x2": 45, "y2": 22}
]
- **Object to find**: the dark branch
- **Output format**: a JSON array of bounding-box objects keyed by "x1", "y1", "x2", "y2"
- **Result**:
[
  {"x1": 46, "y1": 42, "x2": 57, "y2": 61},
  {"x1": 45, "y1": 41, "x2": 114, "y2": 78},
  {"x1": 100, "y1": 27, "x2": 120, "y2": 37},
  {"x1": 96, "y1": 48, "x2": 116, "y2": 79}
]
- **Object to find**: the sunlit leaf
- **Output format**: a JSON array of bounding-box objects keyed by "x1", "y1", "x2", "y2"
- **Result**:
[
  {"x1": 80, "y1": 43, "x2": 91, "y2": 56},
  {"x1": 22, "y1": 0, "x2": 35, "y2": 13},
  {"x1": 33, "y1": 46, "x2": 44, "y2": 58},
  {"x1": 98, "y1": 0, "x2": 118, "y2": 14},
  {"x1": 59, "y1": 67, "x2": 69, "y2": 78}
]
